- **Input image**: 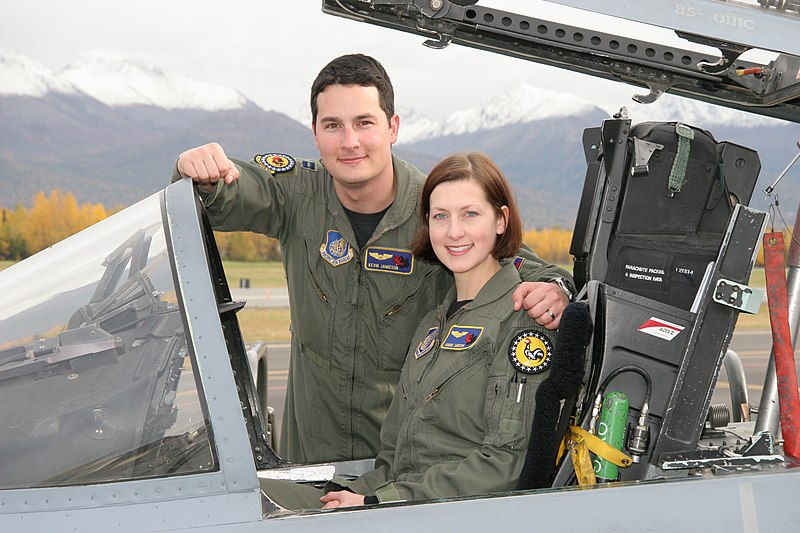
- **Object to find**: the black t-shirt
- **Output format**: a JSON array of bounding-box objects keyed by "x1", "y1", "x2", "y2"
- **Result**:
[
  {"x1": 446, "y1": 299, "x2": 472, "y2": 319},
  {"x1": 343, "y1": 204, "x2": 391, "y2": 249}
]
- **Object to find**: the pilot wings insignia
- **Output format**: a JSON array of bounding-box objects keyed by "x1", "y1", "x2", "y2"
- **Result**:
[{"x1": 442, "y1": 325, "x2": 484, "y2": 350}]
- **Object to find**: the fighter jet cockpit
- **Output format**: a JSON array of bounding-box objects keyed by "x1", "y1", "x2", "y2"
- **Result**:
[{"x1": 0, "y1": 188, "x2": 217, "y2": 489}]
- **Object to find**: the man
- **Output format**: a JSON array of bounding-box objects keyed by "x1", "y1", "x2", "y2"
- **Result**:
[{"x1": 174, "y1": 54, "x2": 573, "y2": 463}]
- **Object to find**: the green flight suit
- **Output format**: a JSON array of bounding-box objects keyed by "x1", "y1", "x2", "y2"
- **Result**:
[
  {"x1": 259, "y1": 262, "x2": 556, "y2": 509},
  {"x1": 174, "y1": 152, "x2": 571, "y2": 464}
]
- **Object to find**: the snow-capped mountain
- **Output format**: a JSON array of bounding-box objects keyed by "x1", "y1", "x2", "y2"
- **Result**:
[
  {"x1": 60, "y1": 53, "x2": 248, "y2": 111},
  {"x1": 396, "y1": 82, "x2": 784, "y2": 145},
  {"x1": 398, "y1": 84, "x2": 602, "y2": 144},
  {"x1": 0, "y1": 53, "x2": 78, "y2": 97},
  {"x1": 0, "y1": 52, "x2": 249, "y2": 112},
  {"x1": 2, "y1": 52, "x2": 798, "y2": 229}
]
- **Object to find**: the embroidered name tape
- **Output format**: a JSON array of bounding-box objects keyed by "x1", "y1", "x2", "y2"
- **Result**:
[
  {"x1": 363, "y1": 246, "x2": 414, "y2": 275},
  {"x1": 441, "y1": 325, "x2": 484, "y2": 350}
]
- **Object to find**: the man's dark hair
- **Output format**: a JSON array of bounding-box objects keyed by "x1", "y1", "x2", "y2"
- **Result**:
[{"x1": 310, "y1": 54, "x2": 395, "y2": 126}]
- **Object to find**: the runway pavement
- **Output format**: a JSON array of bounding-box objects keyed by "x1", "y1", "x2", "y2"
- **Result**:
[{"x1": 230, "y1": 287, "x2": 289, "y2": 308}]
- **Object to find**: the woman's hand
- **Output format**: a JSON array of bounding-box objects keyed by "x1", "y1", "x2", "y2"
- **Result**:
[{"x1": 320, "y1": 490, "x2": 367, "y2": 509}]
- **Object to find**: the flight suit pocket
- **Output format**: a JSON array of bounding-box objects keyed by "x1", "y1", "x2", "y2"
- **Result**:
[
  {"x1": 377, "y1": 267, "x2": 440, "y2": 374},
  {"x1": 293, "y1": 236, "x2": 338, "y2": 364},
  {"x1": 486, "y1": 375, "x2": 528, "y2": 449}
]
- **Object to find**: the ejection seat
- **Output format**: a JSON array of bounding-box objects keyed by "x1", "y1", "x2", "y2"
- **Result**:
[{"x1": 529, "y1": 109, "x2": 767, "y2": 487}]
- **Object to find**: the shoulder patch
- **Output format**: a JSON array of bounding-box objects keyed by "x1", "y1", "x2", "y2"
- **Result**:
[
  {"x1": 255, "y1": 153, "x2": 296, "y2": 174},
  {"x1": 513, "y1": 256, "x2": 525, "y2": 271},
  {"x1": 508, "y1": 330, "x2": 552, "y2": 374},
  {"x1": 442, "y1": 325, "x2": 484, "y2": 350},
  {"x1": 301, "y1": 159, "x2": 317, "y2": 171}
]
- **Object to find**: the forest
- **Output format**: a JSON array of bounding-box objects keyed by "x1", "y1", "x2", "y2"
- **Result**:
[{"x1": 0, "y1": 190, "x2": 577, "y2": 264}]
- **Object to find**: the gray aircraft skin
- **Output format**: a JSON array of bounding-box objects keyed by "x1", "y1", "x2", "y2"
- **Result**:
[{"x1": 2, "y1": 1, "x2": 800, "y2": 531}]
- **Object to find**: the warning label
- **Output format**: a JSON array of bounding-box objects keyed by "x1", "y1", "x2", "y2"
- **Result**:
[{"x1": 638, "y1": 317, "x2": 685, "y2": 341}]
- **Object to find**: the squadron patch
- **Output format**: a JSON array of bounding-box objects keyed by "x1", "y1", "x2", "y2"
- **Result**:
[
  {"x1": 508, "y1": 330, "x2": 552, "y2": 374},
  {"x1": 441, "y1": 325, "x2": 484, "y2": 350},
  {"x1": 513, "y1": 256, "x2": 525, "y2": 271},
  {"x1": 415, "y1": 327, "x2": 439, "y2": 359},
  {"x1": 255, "y1": 153, "x2": 296, "y2": 174},
  {"x1": 320, "y1": 230, "x2": 353, "y2": 266},
  {"x1": 363, "y1": 246, "x2": 414, "y2": 275}
]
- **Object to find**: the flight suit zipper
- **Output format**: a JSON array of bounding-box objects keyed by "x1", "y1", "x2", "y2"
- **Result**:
[{"x1": 424, "y1": 355, "x2": 485, "y2": 402}]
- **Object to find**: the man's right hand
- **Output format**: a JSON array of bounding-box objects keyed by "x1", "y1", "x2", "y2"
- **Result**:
[{"x1": 177, "y1": 142, "x2": 241, "y2": 192}]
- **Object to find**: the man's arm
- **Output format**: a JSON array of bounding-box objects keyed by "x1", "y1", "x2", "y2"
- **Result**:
[{"x1": 509, "y1": 247, "x2": 575, "y2": 330}]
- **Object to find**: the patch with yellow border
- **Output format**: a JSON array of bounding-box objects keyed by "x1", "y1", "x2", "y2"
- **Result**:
[
  {"x1": 255, "y1": 153, "x2": 296, "y2": 174},
  {"x1": 441, "y1": 325, "x2": 484, "y2": 350},
  {"x1": 508, "y1": 330, "x2": 552, "y2": 374},
  {"x1": 363, "y1": 246, "x2": 414, "y2": 275}
]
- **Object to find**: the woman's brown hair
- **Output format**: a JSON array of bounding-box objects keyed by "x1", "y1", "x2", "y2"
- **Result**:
[{"x1": 411, "y1": 152, "x2": 523, "y2": 264}]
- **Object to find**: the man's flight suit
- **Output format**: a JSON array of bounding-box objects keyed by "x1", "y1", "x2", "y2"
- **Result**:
[{"x1": 174, "y1": 152, "x2": 570, "y2": 463}]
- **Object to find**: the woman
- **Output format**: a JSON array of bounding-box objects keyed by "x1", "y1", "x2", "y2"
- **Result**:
[{"x1": 262, "y1": 152, "x2": 558, "y2": 509}]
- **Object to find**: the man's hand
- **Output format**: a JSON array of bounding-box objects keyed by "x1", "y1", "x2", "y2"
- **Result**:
[
  {"x1": 512, "y1": 281, "x2": 569, "y2": 329},
  {"x1": 177, "y1": 142, "x2": 241, "y2": 192},
  {"x1": 320, "y1": 490, "x2": 366, "y2": 509}
]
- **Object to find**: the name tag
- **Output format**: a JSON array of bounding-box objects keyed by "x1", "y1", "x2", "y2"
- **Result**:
[
  {"x1": 441, "y1": 325, "x2": 484, "y2": 350},
  {"x1": 363, "y1": 246, "x2": 414, "y2": 275}
]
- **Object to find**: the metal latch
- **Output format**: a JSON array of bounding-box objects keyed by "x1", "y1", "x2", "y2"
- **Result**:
[{"x1": 712, "y1": 279, "x2": 763, "y2": 315}]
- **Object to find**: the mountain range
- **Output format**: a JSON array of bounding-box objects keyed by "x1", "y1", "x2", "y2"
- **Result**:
[{"x1": 2, "y1": 52, "x2": 799, "y2": 229}]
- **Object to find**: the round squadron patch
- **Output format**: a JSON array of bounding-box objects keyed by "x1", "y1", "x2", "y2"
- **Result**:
[
  {"x1": 255, "y1": 153, "x2": 296, "y2": 174},
  {"x1": 508, "y1": 330, "x2": 552, "y2": 374}
]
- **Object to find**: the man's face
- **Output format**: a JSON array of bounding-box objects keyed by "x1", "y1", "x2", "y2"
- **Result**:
[{"x1": 313, "y1": 84, "x2": 399, "y2": 191}]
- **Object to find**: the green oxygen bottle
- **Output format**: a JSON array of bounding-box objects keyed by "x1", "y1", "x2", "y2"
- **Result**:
[{"x1": 593, "y1": 391, "x2": 629, "y2": 482}]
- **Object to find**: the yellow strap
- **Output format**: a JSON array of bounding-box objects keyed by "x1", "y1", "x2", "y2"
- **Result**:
[
  {"x1": 561, "y1": 425, "x2": 634, "y2": 486},
  {"x1": 570, "y1": 425, "x2": 633, "y2": 468},
  {"x1": 568, "y1": 431, "x2": 597, "y2": 486}
]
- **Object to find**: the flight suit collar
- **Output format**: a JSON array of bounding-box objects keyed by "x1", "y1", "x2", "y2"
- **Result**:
[
  {"x1": 323, "y1": 154, "x2": 422, "y2": 250},
  {"x1": 437, "y1": 262, "x2": 522, "y2": 320}
]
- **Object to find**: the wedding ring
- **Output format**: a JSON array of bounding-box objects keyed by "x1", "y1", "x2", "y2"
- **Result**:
[{"x1": 546, "y1": 309, "x2": 556, "y2": 320}]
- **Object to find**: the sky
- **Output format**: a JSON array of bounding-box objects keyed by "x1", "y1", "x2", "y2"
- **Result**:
[{"x1": 0, "y1": 0, "x2": 716, "y2": 121}]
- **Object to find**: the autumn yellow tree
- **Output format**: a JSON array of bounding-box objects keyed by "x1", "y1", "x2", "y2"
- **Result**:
[
  {"x1": 522, "y1": 227, "x2": 573, "y2": 265},
  {"x1": 17, "y1": 190, "x2": 110, "y2": 256}
]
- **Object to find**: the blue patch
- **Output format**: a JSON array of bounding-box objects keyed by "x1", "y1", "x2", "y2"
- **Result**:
[
  {"x1": 514, "y1": 256, "x2": 525, "y2": 271},
  {"x1": 363, "y1": 246, "x2": 414, "y2": 275},
  {"x1": 301, "y1": 159, "x2": 317, "y2": 171},
  {"x1": 319, "y1": 230, "x2": 353, "y2": 266},
  {"x1": 441, "y1": 325, "x2": 484, "y2": 350},
  {"x1": 415, "y1": 327, "x2": 439, "y2": 360},
  {"x1": 255, "y1": 153, "x2": 295, "y2": 174}
]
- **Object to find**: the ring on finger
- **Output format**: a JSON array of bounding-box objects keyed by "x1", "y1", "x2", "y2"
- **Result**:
[{"x1": 546, "y1": 309, "x2": 556, "y2": 320}]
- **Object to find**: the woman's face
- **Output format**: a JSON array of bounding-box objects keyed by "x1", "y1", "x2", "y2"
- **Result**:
[{"x1": 428, "y1": 179, "x2": 508, "y2": 278}]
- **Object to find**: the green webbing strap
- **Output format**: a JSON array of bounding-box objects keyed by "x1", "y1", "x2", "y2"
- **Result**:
[{"x1": 669, "y1": 123, "x2": 695, "y2": 194}]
